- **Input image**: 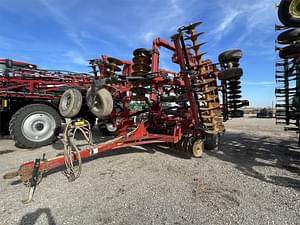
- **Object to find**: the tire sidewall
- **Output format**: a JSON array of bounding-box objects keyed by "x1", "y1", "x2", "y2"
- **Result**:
[
  {"x1": 278, "y1": 0, "x2": 300, "y2": 27},
  {"x1": 9, "y1": 104, "x2": 61, "y2": 148},
  {"x1": 59, "y1": 88, "x2": 83, "y2": 118}
]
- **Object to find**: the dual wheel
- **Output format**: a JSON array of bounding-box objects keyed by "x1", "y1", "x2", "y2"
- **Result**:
[
  {"x1": 9, "y1": 86, "x2": 114, "y2": 148},
  {"x1": 172, "y1": 133, "x2": 219, "y2": 158},
  {"x1": 218, "y1": 49, "x2": 243, "y2": 81},
  {"x1": 59, "y1": 88, "x2": 113, "y2": 119}
]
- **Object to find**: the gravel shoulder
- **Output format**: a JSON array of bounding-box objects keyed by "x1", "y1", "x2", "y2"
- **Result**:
[{"x1": 0, "y1": 118, "x2": 299, "y2": 225}]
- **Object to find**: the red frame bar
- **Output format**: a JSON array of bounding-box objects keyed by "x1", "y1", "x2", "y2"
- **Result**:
[{"x1": 19, "y1": 121, "x2": 181, "y2": 173}]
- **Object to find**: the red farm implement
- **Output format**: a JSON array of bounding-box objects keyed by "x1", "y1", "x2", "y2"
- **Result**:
[{"x1": 3, "y1": 22, "x2": 249, "y2": 203}]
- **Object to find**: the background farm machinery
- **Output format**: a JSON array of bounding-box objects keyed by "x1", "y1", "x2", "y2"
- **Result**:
[
  {"x1": 275, "y1": 0, "x2": 300, "y2": 142},
  {"x1": 0, "y1": 59, "x2": 94, "y2": 148},
  {"x1": 3, "y1": 22, "x2": 249, "y2": 203}
]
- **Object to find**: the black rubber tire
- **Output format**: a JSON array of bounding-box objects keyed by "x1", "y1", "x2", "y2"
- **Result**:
[
  {"x1": 279, "y1": 43, "x2": 300, "y2": 58},
  {"x1": 218, "y1": 49, "x2": 243, "y2": 63},
  {"x1": 87, "y1": 88, "x2": 113, "y2": 118},
  {"x1": 0, "y1": 112, "x2": 11, "y2": 135},
  {"x1": 204, "y1": 134, "x2": 219, "y2": 150},
  {"x1": 277, "y1": 28, "x2": 300, "y2": 44},
  {"x1": 9, "y1": 104, "x2": 61, "y2": 148},
  {"x1": 218, "y1": 68, "x2": 243, "y2": 80},
  {"x1": 59, "y1": 88, "x2": 82, "y2": 118},
  {"x1": 278, "y1": 0, "x2": 300, "y2": 27}
]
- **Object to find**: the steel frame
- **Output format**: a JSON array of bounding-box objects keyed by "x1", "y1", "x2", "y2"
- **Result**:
[{"x1": 0, "y1": 69, "x2": 91, "y2": 100}]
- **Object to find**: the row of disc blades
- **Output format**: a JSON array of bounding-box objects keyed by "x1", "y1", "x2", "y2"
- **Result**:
[
  {"x1": 89, "y1": 57, "x2": 123, "y2": 78},
  {"x1": 275, "y1": 15, "x2": 300, "y2": 125},
  {"x1": 168, "y1": 136, "x2": 204, "y2": 158},
  {"x1": 132, "y1": 48, "x2": 152, "y2": 77},
  {"x1": 218, "y1": 49, "x2": 247, "y2": 118},
  {"x1": 180, "y1": 22, "x2": 224, "y2": 133}
]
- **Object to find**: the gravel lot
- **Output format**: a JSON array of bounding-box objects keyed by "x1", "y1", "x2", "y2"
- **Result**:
[{"x1": 0, "y1": 118, "x2": 299, "y2": 225}]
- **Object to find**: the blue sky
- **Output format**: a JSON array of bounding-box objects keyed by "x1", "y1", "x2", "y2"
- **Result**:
[{"x1": 0, "y1": 0, "x2": 277, "y2": 107}]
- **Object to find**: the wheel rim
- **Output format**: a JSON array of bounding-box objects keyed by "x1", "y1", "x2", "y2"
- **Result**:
[
  {"x1": 21, "y1": 111, "x2": 56, "y2": 142},
  {"x1": 193, "y1": 140, "x2": 204, "y2": 158},
  {"x1": 105, "y1": 123, "x2": 117, "y2": 132},
  {"x1": 289, "y1": 0, "x2": 300, "y2": 18}
]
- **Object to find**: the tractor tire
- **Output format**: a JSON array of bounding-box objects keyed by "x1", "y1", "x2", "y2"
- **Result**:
[
  {"x1": 9, "y1": 104, "x2": 61, "y2": 148},
  {"x1": 0, "y1": 112, "x2": 11, "y2": 136},
  {"x1": 218, "y1": 68, "x2": 243, "y2": 80},
  {"x1": 279, "y1": 43, "x2": 300, "y2": 59},
  {"x1": 277, "y1": 28, "x2": 300, "y2": 44},
  {"x1": 278, "y1": 0, "x2": 300, "y2": 28},
  {"x1": 59, "y1": 88, "x2": 82, "y2": 118},
  {"x1": 87, "y1": 88, "x2": 113, "y2": 118},
  {"x1": 204, "y1": 133, "x2": 220, "y2": 150},
  {"x1": 218, "y1": 49, "x2": 243, "y2": 63}
]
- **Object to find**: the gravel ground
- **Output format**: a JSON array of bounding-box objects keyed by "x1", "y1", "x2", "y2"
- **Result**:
[{"x1": 0, "y1": 118, "x2": 299, "y2": 225}]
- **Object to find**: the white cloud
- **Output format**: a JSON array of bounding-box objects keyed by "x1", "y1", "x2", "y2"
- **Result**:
[
  {"x1": 142, "y1": 32, "x2": 155, "y2": 44},
  {"x1": 134, "y1": 0, "x2": 188, "y2": 45},
  {"x1": 39, "y1": 0, "x2": 84, "y2": 48},
  {"x1": 64, "y1": 51, "x2": 87, "y2": 66},
  {"x1": 209, "y1": 0, "x2": 275, "y2": 43},
  {"x1": 235, "y1": 1, "x2": 275, "y2": 45},
  {"x1": 211, "y1": 9, "x2": 242, "y2": 40},
  {"x1": 170, "y1": 0, "x2": 183, "y2": 17}
]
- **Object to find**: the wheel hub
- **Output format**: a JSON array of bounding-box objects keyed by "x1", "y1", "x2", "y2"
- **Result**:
[
  {"x1": 290, "y1": 0, "x2": 300, "y2": 18},
  {"x1": 105, "y1": 123, "x2": 117, "y2": 132},
  {"x1": 35, "y1": 123, "x2": 44, "y2": 131}
]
